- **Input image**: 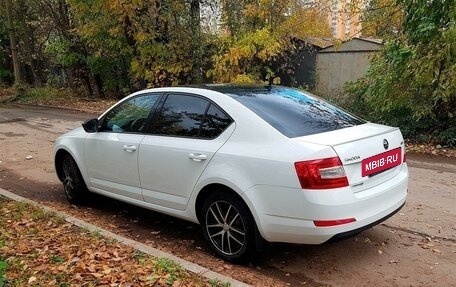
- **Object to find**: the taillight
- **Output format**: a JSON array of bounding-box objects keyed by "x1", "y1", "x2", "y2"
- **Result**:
[{"x1": 294, "y1": 157, "x2": 349, "y2": 189}]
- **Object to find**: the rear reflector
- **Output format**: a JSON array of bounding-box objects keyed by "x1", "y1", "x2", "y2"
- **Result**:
[
  {"x1": 294, "y1": 157, "x2": 349, "y2": 189},
  {"x1": 314, "y1": 218, "x2": 356, "y2": 227}
]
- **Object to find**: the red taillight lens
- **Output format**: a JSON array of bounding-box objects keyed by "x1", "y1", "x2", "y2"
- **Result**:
[
  {"x1": 294, "y1": 157, "x2": 349, "y2": 189},
  {"x1": 314, "y1": 218, "x2": 356, "y2": 227}
]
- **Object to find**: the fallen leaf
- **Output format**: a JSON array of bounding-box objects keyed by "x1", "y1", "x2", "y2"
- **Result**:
[{"x1": 90, "y1": 272, "x2": 104, "y2": 278}]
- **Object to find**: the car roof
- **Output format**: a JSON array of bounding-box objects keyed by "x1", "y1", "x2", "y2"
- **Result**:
[
  {"x1": 195, "y1": 84, "x2": 282, "y2": 94},
  {"x1": 128, "y1": 84, "x2": 294, "y2": 101}
]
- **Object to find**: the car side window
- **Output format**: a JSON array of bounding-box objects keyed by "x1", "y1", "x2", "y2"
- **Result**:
[
  {"x1": 101, "y1": 94, "x2": 159, "y2": 133},
  {"x1": 200, "y1": 104, "x2": 232, "y2": 138},
  {"x1": 153, "y1": 94, "x2": 209, "y2": 137},
  {"x1": 152, "y1": 94, "x2": 233, "y2": 139}
]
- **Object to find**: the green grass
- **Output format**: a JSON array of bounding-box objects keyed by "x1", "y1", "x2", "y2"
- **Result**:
[
  {"x1": 0, "y1": 259, "x2": 7, "y2": 287},
  {"x1": 209, "y1": 279, "x2": 231, "y2": 287},
  {"x1": 89, "y1": 229, "x2": 102, "y2": 239},
  {"x1": 132, "y1": 249, "x2": 147, "y2": 262},
  {"x1": 9, "y1": 201, "x2": 29, "y2": 219},
  {"x1": 80, "y1": 226, "x2": 104, "y2": 239},
  {"x1": 154, "y1": 257, "x2": 185, "y2": 285},
  {"x1": 49, "y1": 255, "x2": 65, "y2": 264},
  {"x1": 105, "y1": 237, "x2": 118, "y2": 245},
  {"x1": 30, "y1": 208, "x2": 56, "y2": 221}
]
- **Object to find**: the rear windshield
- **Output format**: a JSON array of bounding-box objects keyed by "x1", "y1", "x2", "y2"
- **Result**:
[{"x1": 223, "y1": 86, "x2": 365, "y2": 138}]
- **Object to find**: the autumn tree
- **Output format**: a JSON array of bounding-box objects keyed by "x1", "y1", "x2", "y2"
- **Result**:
[
  {"x1": 69, "y1": 0, "x2": 208, "y2": 92},
  {"x1": 360, "y1": 0, "x2": 403, "y2": 37},
  {"x1": 2, "y1": 0, "x2": 331, "y2": 94},
  {"x1": 346, "y1": 0, "x2": 456, "y2": 145},
  {"x1": 209, "y1": 0, "x2": 331, "y2": 83}
]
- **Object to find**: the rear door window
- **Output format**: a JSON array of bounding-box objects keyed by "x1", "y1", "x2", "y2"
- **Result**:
[{"x1": 152, "y1": 94, "x2": 232, "y2": 139}]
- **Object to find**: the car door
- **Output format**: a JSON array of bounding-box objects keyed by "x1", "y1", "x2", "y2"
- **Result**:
[
  {"x1": 84, "y1": 93, "x2": 161, "y2": 200},
  {"x1": 138, "y1": 93, "x2": 234, "y2": 210}
]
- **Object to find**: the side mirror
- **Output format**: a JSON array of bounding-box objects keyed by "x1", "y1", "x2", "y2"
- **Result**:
[{"x1": 82, "y1": 118, "x2": 99, "y2": 133}]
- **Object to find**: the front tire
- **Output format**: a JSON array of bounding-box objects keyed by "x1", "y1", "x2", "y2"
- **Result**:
[
  {"x1": 61, "y1": 154, "x2": 89, "y2": 204},
  {"x1": 201, "y1": 192, "x2": 254, "y2": 262}
]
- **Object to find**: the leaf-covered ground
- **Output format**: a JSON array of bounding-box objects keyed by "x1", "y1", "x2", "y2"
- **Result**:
[
  {"x1": 406, "y1": 142, "x2": 456, "y2": 158},
  {"x1": 0, "y1": 196, "x2": 227, "y2": 287},
  {"x1": 0, "y1": 87, "x2": 116, "y2": 115}
]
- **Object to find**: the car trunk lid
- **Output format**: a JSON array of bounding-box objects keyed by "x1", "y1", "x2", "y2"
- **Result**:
[{"x1": 293, "y1": 123, "x2": 405, "y2": 192}]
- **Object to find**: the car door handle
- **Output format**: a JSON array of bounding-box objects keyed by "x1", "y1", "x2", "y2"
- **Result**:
[
  {"x1": 188, "y1": 153, "x2": 207, "y2": 161},
  {"x1": 123, "y1": 145, "x2": 137, "y2": 152}
]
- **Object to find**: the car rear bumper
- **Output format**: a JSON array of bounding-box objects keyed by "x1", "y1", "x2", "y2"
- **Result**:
[
  {"x1": 242, "y1": 164, "x2": 408, "y2": 244},
  {"x1": 328, "y1": 201, "x2": 404, "y2": 242}
]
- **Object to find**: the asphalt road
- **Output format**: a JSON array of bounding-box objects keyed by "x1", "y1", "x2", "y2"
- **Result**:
[{"x1": 0, "y1": 103, "x2": 455, "y2": 287}]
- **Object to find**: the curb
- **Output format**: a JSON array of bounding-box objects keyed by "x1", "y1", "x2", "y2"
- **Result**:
[{"x1": 0, "y1": 188, "x2": 251, "y2": 287}]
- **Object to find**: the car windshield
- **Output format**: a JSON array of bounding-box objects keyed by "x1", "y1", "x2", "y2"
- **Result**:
[{"x1": 211, "y1": 86, "x2": 365, "y2": 138}]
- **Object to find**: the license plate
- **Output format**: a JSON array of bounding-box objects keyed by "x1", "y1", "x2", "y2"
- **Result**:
[{"x1": 362, "y1": 147, "x2": 402, "y2": 177}]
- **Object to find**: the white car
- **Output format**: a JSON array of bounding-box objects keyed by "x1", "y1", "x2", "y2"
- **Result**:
[{"x1": 54, "y1": 85, "x2": 408, "y2": 261}]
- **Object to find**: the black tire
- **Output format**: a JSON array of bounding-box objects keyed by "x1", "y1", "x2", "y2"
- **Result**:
[
  {"x1": 61, "y1": 154, "x2": 89, "y2": 204},
  {"x1": 201, "y1": 192, "x2": 255, "y2": 262}
]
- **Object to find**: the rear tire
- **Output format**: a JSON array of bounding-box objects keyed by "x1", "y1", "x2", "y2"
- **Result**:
[
  {"x1": 61, "y1": 154, "x2": 89, "y2": 204},
  {"x1": 201, "y1": 192, "x2": 255, "y2": 262}
]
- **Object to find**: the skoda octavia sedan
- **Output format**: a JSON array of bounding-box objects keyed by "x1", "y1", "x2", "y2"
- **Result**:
[{"x1": 54, "y1": 85, "x2": 408, "y2": 261}]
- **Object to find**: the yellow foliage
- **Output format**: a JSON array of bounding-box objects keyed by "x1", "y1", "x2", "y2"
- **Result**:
[
  {"x1": 210, "y1": 1, "x2": 331, "y2": 84},
  {"x1": 232, "y1": 74, "x2": 257, "y2": 84}
]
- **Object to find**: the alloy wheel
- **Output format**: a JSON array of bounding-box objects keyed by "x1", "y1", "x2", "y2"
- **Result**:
[
  {"x1": 62, "y1": 158, "x2": 74, "y2": 199},
  {"x1": 205, "y1": 200, "x2": 246, "y2": 256}
]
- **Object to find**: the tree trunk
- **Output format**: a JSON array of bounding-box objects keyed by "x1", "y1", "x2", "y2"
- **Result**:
[
  {"x1": 190, "y1": 0, "x2": 202, "y2": 83},
  {"x1": 88, "y1": 71, "x2": 101, "y2": 98},
  {"x1": 17, "y1": 0, "x2": 42, "y2": 87},
  {"x1": 81, "y1": 72, "x2": 93, "y2": 99},
  {"x1": 5, "y1": 0, "x2": 22, "y2": 84},
  {"x1": 30, "y1": 61, "x2": 42, "y2": 87}
]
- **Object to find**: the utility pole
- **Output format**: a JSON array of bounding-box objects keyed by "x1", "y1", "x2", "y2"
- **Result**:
[{"x1": 5, "y1": 0, "x2": 22, "y2": 84}]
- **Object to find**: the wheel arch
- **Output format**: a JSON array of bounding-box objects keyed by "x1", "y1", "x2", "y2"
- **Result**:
[
  {"x1": 54, "y1": 147, "x2": 88, "y2": 186},
  {"x1": 195, "y1": 183, "x2": 239, "y2": 223},
  {"x1": 194, "y1": 182, "x2": 268, "y2": 253},
  {"x1": 55, "y1": 149, "x2": 71, "y2": 182},
  {"x1": 194, "y1": 183, "x2": 258, "y2": 230}
]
